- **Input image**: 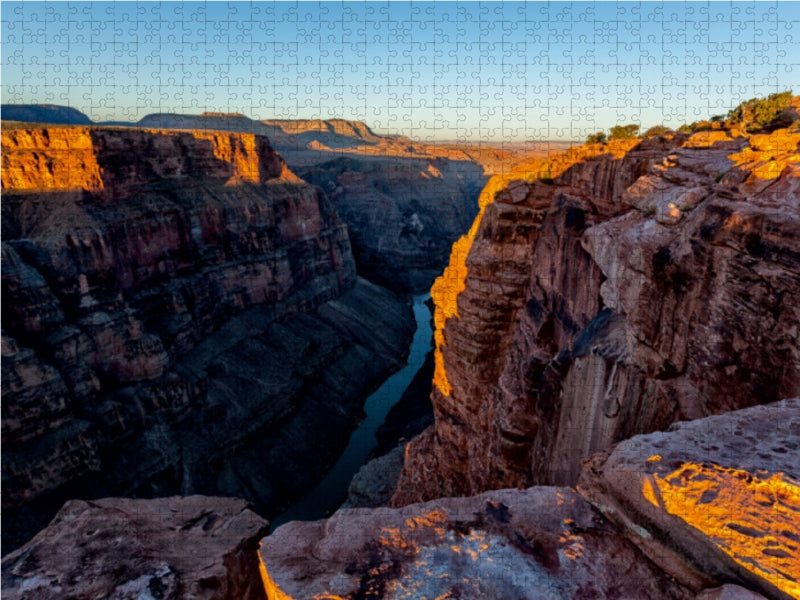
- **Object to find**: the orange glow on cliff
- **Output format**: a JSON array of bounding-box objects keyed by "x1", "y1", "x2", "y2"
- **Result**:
[{"x1": 641, "y1": 462, "x2": 800, "y2": 598}]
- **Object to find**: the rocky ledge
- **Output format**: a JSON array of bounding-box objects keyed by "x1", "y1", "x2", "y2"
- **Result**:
[
  {"x1": 260, "y1": 398, "x2": 797, "y2": 600},
  {"x1": 1, "y1": 496, "x2": 270, "y2": 600},
  {"x1": 1, "y1": 125, "x2": 415, "y2": 551},
  {"x1": 579, "y1": 398, "x2": 800, "y2": 600},
  {"x1": 393, "y1": 124, "x2": 800, "y2": 505},
  {"x1": 261, "y1": 486, "x2": 691, "y2": 599}
]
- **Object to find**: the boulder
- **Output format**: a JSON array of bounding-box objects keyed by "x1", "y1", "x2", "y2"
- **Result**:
[
  {"x1": 578, "y1": 399, "x2": 800, "y2": 600},
  {"x1": 1, "y1": 496, "x2": 270, "y2": 600}
]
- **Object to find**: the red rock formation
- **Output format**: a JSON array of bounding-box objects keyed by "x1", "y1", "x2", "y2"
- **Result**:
[
  {"x1": 1, "y1": 496, "x2": 270, "y2": 600},
  {"x1": 393, "y1": 125, "x2": 800, "y2": 505},
  {"x1": 578, "y1": 398, "x2": 800, "y2": 600},
  {"x1": 261, "y1": 486, "x2": 692, "y2": 599},
  {"x1": 1, "y1": 125, "x2": 415, "y2": 551}
]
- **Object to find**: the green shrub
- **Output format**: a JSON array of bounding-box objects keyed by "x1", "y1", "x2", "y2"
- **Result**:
[
  {"x1": 727, "y1": 91, "x2": 792, "y2": 130},
  {"x1": 586, "y1": 131, "x2": 607, "y2": 144},
  {"x1": 609, "y1": 124, "x2": 640, "y2": 140},
  {"x1": 644, "y1": 205, "x2": 656, "y2": 217}
]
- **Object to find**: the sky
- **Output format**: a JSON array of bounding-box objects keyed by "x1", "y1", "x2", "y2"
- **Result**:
[{"x1": 2, "y1": 1, "x2": 799, "y2": 141}]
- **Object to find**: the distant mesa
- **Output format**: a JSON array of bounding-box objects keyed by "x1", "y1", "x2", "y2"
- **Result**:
[{"x1": 1, "y1": 104, "x2": 92, "y2": 125}]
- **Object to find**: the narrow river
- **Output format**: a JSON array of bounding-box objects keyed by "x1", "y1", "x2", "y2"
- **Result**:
[{"x1": 270, "y1": 293, "x2": 432, "y2": 531}]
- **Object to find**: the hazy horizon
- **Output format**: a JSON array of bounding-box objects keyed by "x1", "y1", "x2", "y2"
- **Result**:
[{"x1": 3, "y1": 1, "x2": 799, "y2": 142}]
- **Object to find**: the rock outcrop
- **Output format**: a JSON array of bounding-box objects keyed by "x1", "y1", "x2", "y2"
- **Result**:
[
  {"x1": 1, "y1": 125, "x2": 415, "y2": 551},
  {"x1": 1, "y1": 496, "x2": 270, "y2": 600},
  {"x1": 393, "y1": 125, "x2": 800, "y2": 505},
  {"x1": 261, "y1": 486, "x2": 692, "y2": 599},
  {"x1": 579, "y1": 398, "x2": 800, "y2": 600}
]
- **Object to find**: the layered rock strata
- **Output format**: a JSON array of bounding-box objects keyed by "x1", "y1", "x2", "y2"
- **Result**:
[
  {"x1": 393, "y1": 126, "x2": 800, "y2": 505},
  {"x1": 134, "y1": 112, "x2": 488, "y2": 293},
  {"x1": 1, "y1": 125, "x2": 415, "y2": 551},
  {"x1": 1, "y1": 496, "x2": 270, "y2": 600}
]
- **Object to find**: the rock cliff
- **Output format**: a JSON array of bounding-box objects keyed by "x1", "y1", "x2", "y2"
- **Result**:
[
  {"x1": 393, "y1": 125, "x2": 800, "y2": 505},
  {"x1": 1, "y1": 124, "x2": 415, "y2": 551},
  {"x1": 7, "y1": 399, "x2": 794, "y2": 599},
  {"x1": 103, "y1": 110, "x2": 489, "y2": 293},
  {"x1": 296, "y1": 157, "x2": 481, "y2": 292},
  {"x1": 259, "y1": 398, "x2": 797, "y2": 600}
]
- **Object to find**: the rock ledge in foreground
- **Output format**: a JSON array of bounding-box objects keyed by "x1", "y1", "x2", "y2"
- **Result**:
[
  {"x1": 578, "y1": 398, "x2": 800, "y2": 600},
  {"x1": 1, "y1": 496, "x2": 270, "y2": 600}
]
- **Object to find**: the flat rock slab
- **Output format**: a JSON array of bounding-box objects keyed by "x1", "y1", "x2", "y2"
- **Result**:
[
  {"x1": 1, "y1": 496, "x2": 270, "y2": 600},
  {"x1": 260, "y1": 486, "x2": 691, "y2": 599},
  {"x1": 578, "y1": 398, "x2": 800, "y2": 600}
]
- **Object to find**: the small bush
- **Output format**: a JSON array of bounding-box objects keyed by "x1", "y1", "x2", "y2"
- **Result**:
[
  {"x1": 715, "y1": 172, "x2": 725, "y2": 183},
  {"x1": 609, "y1": 124, "x2": 640, "y2": 140},
  {"x1": 644, "y1": 205, "x2": 656, "y2": 217},
  {"x1": 586, "y1": 131, "x2": 607, "y2": 144},
  {"x1": 728, "y1": 91, "x2": 792, "y2": 130}
]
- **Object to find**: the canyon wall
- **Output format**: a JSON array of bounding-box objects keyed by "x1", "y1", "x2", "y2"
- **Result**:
[
  {"x1": 393, "y1": 126, "x2": 800, "y2": 505},
  {"x1": 10, "y1": 105, "x2": 488, "y2": 294},
  {"x1": 1, "y1": 125, "x2": 415, "y2": 551},
  {"x1": 296, "y1": 157, "x2": 481, "y2": 292}
]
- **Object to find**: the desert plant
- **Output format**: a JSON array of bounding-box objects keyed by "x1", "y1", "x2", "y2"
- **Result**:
[
  {"x1": 609, "y1": 124, "x2": 640, "y2": 140},
  {"x1": 586, "y1": 131, "x2": 607, "y2": 144},
  {"x1": 727, "y1": 91, "x2": 792, "y2": 130},
  {"x1": 644, "y1": 205, "x2": 656, "y2": 217}
]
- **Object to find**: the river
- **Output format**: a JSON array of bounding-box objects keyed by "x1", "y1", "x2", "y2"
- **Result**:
[{"x1": 270, "y1": 293, "x2": 433, "y2": 530}]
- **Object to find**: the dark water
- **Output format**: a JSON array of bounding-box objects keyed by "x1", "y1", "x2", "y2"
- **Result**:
[{"x1": 270, "y1": 294, "x2": 433, "y2": 531}]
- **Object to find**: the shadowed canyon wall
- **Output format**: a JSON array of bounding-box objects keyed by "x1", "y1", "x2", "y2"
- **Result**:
[
  {"x1": 0, "y1": 125, "x2": 415, "y2": 551},
  {"x1": 393, "y1": 126, "x2": 800, "y2": 505}
]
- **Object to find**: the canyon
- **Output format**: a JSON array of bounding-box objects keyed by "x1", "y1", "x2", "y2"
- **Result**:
[
  {"x1": 2, "y1": 106, "x2": 799, "y2": 600},
  {"x1": 0, "y1": 123, "x2": 415, "y2": 551},
  {"x1": 3, "y1": 106, "x2": 510, "y2": 293}
]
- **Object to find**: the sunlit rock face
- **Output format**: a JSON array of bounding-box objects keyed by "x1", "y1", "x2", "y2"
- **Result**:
[
  {"x1": 260, "y1": 487, "x2": 692, "y2": 600},
  {"x1": 1, "y1": 125, "x2": 414, "y2": 551},
  {"x1": 1, "y1": 496, "x2": 270, "y2": 600},
  {"x1": 393, "y1": 125, "x2": 800, "y2": 505},
  {"x1": 578, "y1": 398, "x2": 800, "y2": 600}
]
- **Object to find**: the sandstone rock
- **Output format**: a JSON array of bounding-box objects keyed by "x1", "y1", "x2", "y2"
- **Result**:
[
  {"x1": 578, "y1": 399, "x2": 800, "y2": 600},
  {"x1": 1, "y1": 126, "x2": 414, "y2": 552},
  {"x1": 394, "y1": 126, "x2": 800, "y2": 506},
  {"x1": 696, "y1": 585, "x2": 769, "y2": 600},
  {"x1": 1, "y1": 496, "x2": 270, "y2": 600},
  {"x1": 261, "y1": 487, "x2": 692, "y2": 599}
]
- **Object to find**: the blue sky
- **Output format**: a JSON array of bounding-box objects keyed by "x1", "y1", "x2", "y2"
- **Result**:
[{"x1": 2, "y1": 1, "x2": 799, "y2": 141}]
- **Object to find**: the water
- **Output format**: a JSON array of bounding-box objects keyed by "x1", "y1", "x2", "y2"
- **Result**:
[{"x1": 269, "y1": 293, "x2": 433, "y2": 530}]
